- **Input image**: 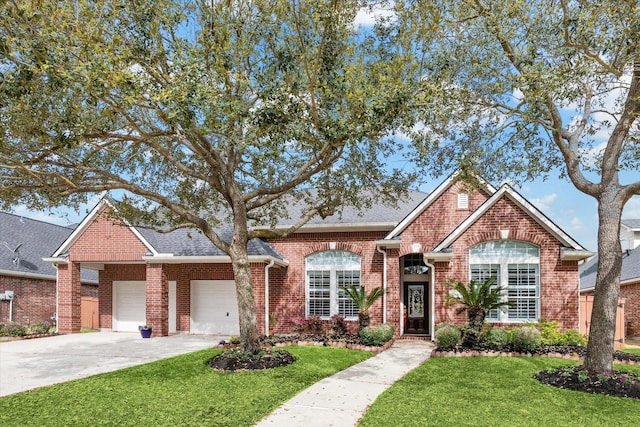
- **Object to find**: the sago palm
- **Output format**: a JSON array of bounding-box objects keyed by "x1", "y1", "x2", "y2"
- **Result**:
[
  {"x1": 446, "y1": 277, "x2": 513, "y2": 332},
  {"x1": 341, "y1": 285, "x2": 385, "y2": 331}
]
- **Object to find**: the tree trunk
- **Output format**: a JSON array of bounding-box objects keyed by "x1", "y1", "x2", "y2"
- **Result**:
[
  {"x1": 229, "y1": 242, "x2": 261, "y2": 354},
  {"x1": 467, "y1": 307, "x2": 485, "y2": 332},
  {"x1": 359, "y1": 311, "x2": 371, "y2": 331},
  {"x1": 583, "y1": 189, "x2": 625, "y2": 374}
]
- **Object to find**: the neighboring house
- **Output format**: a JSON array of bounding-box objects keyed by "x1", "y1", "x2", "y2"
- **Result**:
[
  {"x1": 580, "y1": 219, "x2": 640, "y2": 338},
  {"x1": 48, "y1": 172, "x2": 592, "y2": 337},
  {"x1": 0, "y1": 212, "x2": 98, "y2": 326}
]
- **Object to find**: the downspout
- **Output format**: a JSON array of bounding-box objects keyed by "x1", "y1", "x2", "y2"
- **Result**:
[
  {"x1": 54, "y1": 264, "x2": 59, "y2": 334},
  {"x1": 425, "y1": 259, "x2": 436, "y2": 340},
  {"x1": 376, "y1": 246, "x2": 388, "y2": 324},
  {"x1": 264, "y1": 259, "x2": 275, "y2": 336}
]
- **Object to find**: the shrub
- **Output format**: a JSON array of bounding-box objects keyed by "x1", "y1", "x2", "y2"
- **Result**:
[
  {"x1": 481, "y1": 328, "x2": 509, "y2": 351},
  {"x1": 0, "y1": 322, "x2": 27, "y2": 337},
  {"x1": 460, "y1": 324, "x2": 481, "y2": 348},
  {"x1": 560, "y1": 328, "x2": 587, "y2": 346},
  {"x1": 537, "y1": 320, "x2": 564, "y2": 345},
  {"x1": 330, "y1": 314, "x2": 348, "y2": 336},
  {"x1": 359, "y1": 323, "x2": 394, "y2": 346},
  {"x1": 29, "y1": 320, "x2": 52, "y2": 335},
  {"x1": 306, "y1": 315, "x2": 323, "y2": 334},
  {"x1": 435, "y1": 322, "x2": 456, "y2": 332},
  {"x1": 435, "y1": 324, "x2": 461, "y2": 350},
  {"x1": 510, "y1": 326, "x2": 542, "y2": 352}
]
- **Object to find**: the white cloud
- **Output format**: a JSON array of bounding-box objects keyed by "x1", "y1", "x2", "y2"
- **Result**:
[
  {"x1": 623, "y1": 195, "x2": 640, "y2": 219},
  {"x1": 530, "y1": 193, "x2": 557, "y2": 212}
]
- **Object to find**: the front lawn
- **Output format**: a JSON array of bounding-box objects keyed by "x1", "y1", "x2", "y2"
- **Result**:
[
  {"x1": 623, "y1": 347, "x2": 640, "y2": 356},
  {"x1": 360, "y1": 357, "x2": 640, "y2": 426},
  {"x1": 0, "y1": 346, "x2": 371, "y2": 427}
]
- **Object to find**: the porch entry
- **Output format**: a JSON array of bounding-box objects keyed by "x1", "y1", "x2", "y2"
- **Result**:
[{"x1": 404, "y1": 282, "x2": 429, "y2": 335}]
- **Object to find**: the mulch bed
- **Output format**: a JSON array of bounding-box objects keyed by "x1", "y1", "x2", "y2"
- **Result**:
[{"x1": 209, "y1": 334, "x2": 394, "y2": 371}]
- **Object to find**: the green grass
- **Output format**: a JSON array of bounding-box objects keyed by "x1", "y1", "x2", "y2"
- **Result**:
[
  {"x1": 0, "y1": 346, "x2": 371, "y2": 427},
  {"x1": 623, "y1": 347, "x2": 640, "y2": 356},
  {"x1": 360, "y1": 357, "x2": 640, "y2": 427}
]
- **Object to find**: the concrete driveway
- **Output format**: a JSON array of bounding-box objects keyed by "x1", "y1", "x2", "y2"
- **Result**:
[{"x1": 0, "y1": 332, "x2": 225, "y2": 397}]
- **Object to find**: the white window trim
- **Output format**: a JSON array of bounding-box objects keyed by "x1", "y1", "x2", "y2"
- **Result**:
[
  {"x1": 470, "y1": 242, "x2": 540, "y2": 323},
  {"x1": 306, "y1": 251, "x2": 360, "y2": 320}
]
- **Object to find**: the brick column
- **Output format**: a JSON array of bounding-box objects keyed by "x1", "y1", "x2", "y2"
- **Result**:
[
  {"x1": 57, "y1": 262, "x2": 81, "y2": 333},
  {"x1": 146, "y1": 263, "x2": 169, "y2": 336},
  {"x1": 386, "y1": 249, "x2": 401, "y2": 334}
]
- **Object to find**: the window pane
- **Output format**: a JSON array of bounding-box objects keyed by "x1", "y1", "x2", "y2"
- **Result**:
[
  {"x1": 338, "y1": 271, "x2": 360, "y2": 318},
  {"x1": 307, "y1": 251, "x2": 360, "y2": 268},
  {"x1": 470, "y1": 264, "x2": 500, "y2": 320},
  {"x1": 470, "y1": 241, "x2": 539, "y2": 259},
  {"x1": 403, "y1": 254, "x2": 429, "y2": 275},
  {"x1": 507, "y1": 264, "x2": 539, "y2": 321},
  {"x1": 308, "y1": 271, "x2": 330, "y2": 317}
]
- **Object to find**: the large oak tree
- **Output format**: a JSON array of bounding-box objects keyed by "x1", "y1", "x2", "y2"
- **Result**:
[
  {"x1": 399, "y1": 0, "x2": 640, "y2": 373},
  {"x1": 0, "y1": 0, "x2": 419, "y2": 353}
]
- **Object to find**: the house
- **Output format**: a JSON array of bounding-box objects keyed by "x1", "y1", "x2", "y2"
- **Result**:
[
  {"x1": 47, "y1": 173, "x2": 592, "y2": 337},
  {"x1": 580, "y1": 219, "x2": 640, "y2": 338},
  {"x1": 0, "y1": 212, "x2": 98, "y2": 327}
]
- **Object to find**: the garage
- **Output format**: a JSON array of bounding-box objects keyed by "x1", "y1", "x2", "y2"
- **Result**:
[
  {"x1": 112, "y1": 281, "x2": 146, "y2": 332},
  {"x1": 190, "y1": 280, "x2": 239, "y2": 335}
]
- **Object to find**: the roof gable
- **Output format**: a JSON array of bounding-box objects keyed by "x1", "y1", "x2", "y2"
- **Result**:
[
  {"x1": 385, "y1": 171, "x2": 497, "y2": 240},
  {"x1": 52, "y1": 199, "x2": 157, "y2": 259},
  {"x1": 433, "y1": 184, "x2": 589, "y2": 253}
]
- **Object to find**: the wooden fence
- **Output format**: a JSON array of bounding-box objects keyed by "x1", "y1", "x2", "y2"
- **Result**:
[
  {"x1": 81, "y1": 297, "x2": 99, "y2": 330},
  {"x1": 579, "y1": 295, "x2": 625, "y2": 348}
]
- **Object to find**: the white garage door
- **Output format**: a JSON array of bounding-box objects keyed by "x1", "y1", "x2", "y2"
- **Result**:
[
  {"x1": 190, "y1": 280, "x2": 239, "y2": 335},
  {"x1": 113, "y1": 281, "x2": 146, "y2": 332}
]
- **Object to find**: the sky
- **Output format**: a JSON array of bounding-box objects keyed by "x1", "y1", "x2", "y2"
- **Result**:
[{"x1": 6, "y1": 5, "x2": 640, "y2": 254}]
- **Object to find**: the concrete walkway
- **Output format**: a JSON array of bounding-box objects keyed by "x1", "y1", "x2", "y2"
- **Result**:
[
  {"x1": 0, "y1": 332, "x2": 224, "y2": 397},
  {"x1": 254, "y1": 340, "x2": 433, "y2": 427}
]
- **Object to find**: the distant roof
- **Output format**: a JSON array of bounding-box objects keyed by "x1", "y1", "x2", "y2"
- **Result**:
[
  {"x1": 580, "y1": 246, "x2": 640, "y2": 291},
  {"x1": 622, "y1": 219, "x2": 640, "y2": 230},
  {"x1": 0, "y1": 212, "x2": 97, "y2": 283},
  {"x1": 263, "y1": 189, "x2": 427, "y2": 230}
]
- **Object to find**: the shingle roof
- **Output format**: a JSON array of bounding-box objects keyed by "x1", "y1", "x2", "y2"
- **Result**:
[
  {"x1": 580, "y1": 246, "x2": 640, "y2": 290},
  {"x1": 270, "y1": 189, "x2": 427, "y2": 227},
  {"x1": 137, "y1": 225, "x2": 285, "y2": 260},
  {"x1": 0, "y1": 212, "x2": 97, "y2": 283},
  {"x1": 622, "y1": 219, "x2": 640, "y2": 230}
]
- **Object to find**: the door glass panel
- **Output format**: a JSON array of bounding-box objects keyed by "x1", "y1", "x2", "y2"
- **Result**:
[{"x1": 407, "y1": 284, "x2": 424, "y2": 318}]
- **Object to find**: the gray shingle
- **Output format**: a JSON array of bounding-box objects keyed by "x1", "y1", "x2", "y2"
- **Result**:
[
  {"x1": 580, "y1": 245, "x2": 640, "y2": 290},
  {"x1": 0, "y1": 212, "x2": 97, "y2": 283}
]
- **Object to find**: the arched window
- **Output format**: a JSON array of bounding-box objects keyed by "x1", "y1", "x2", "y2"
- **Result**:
[
  {"x1": 469, "y1": 241, "x2": 540, "y2": 322},
  {"x1": 306, "y1": 251, "x2": 361, "y2": 319}
]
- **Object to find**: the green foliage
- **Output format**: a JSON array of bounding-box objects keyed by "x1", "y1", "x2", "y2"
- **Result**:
[
  {"x1": 480, "y1": 328, "x2": 509, "y2": 351},
  {"x1": 537, "y1": 320, "x2": 586, "y2": 346},
  {"x1": 510, "y1": 326, "x2": 542, "y2": 353},
  {"x1": 0, "y1": 0, "x2": 418, "y2": 353},
  {"x1": 341, "y1": 285, "x2": 386, "y2": 330},
  {"x1": 446, "y1": 277, "x2": 513, "y2": 332},
  {"x1": 359, "y1": 324, "x2": 395, "y2": 346},
  {"x1": 28, "y1": 321, "x2": 52, "y2": 335},
  {"x1": 434, "y1": 324, "x2": 461, "y2": 350},
  {"x1": 0, "y1": 322, "x2": 27, "y2": 337}
]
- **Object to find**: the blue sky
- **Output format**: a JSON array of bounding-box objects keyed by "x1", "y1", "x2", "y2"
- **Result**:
[{"x1": 11, "y1": 170, "x2": 640, "y2": 253}]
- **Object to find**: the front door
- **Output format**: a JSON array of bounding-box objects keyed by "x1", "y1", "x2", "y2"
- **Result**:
[{"x1": 404, "y1": 282, "x2": 429, "y2": 335}]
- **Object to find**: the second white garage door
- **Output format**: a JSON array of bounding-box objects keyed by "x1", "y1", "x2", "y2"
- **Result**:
[{"x1": 190, "y1": 280, "x2": 239, "y2": 335}]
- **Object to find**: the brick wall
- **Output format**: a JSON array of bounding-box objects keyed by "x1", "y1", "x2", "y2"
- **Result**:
[
  {"x1": 268, "y1": 231, "x2": 387, "y2": 334},
  {"x1": 621, "y1": 282, "x2": 640, "y2": 337}
]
